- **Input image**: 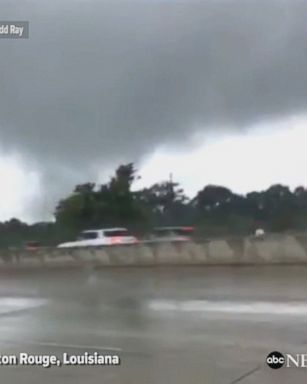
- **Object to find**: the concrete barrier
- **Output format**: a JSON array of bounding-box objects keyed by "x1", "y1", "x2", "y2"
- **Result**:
[
  {"x1": 95, "y1": 249, "x2": 111, "y2": 265},
  {"x1": 187, "y1": 243, "x2": 208, "y2": 263},
  {"x1": 135, "y1": 245, "x2": 155, "y2": 264},
  {"x1": 271, "y1": 235, "x2": 306, "y2": 263},
  {"x1": 2, "y1": 233, "x2": 307, "y2": 268},
  {"x1": 207, "y1": 240, "x2": 236, "y2": 264}
]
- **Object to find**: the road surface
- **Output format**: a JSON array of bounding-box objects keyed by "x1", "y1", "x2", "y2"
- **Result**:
[{"x1": 0, "y1": 265, "x2": 306, "y2": 383}]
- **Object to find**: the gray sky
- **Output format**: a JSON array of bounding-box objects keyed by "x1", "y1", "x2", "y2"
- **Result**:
[{"x1": 1, "y1": 0, "x2": 307, "y2": 220}]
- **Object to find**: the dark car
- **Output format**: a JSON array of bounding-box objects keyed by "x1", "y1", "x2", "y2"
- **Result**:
[
  {"x1": 24, "y1": 241, "x2": 42, "y2": 251},
  {"x1": 145, "y1": 226, "x2": 194, "y2": 244}
]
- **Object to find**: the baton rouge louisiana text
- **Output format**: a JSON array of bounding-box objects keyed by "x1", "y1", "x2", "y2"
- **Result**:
[{"x1": 0, "y1": 352, "x2": 120, "y2": 368}]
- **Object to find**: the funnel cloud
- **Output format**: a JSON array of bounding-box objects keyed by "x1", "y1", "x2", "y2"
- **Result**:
[{"x1": 0, "y1": 0, "x2": 307, "y2": 219}]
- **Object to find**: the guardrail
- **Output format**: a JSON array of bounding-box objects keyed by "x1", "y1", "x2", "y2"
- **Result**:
[{"x1": 0, "y1": 233, "x2": 307, "y2": 268}]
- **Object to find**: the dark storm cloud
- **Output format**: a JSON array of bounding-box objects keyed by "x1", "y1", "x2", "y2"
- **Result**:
[{"x1": 0, "y1": 0, "x2": 307, "y2": 217}]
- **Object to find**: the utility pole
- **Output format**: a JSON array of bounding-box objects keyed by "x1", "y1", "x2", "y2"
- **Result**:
[
  {"x1": 169, "y1": 173, "x2": 174, "y2": 199},
  {"x1": 168, "y1": 173, "x2": 174, "y2": 225}
]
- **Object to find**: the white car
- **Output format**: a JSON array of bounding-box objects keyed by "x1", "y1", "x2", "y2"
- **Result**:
[{"x1": 57, "y1": 228, "x2": 139, "y2": 248}]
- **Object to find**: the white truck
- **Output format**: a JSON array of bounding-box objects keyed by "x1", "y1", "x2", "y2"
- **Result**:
[{"x1": 57, "y1": 228, "x2": 138, "y2": 248}]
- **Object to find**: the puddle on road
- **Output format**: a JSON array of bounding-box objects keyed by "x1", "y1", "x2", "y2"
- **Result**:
[
  {"x1": 0, "y1": 298, "x2": 47, "y2": 315},
  {"x1": 147, "y1": 299, "x2": 307, "y2": 316}
]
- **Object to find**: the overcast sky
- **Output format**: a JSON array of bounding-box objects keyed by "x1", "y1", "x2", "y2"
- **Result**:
[{"x1": 1, "y1": 0, "x2": 307, "y2": 222}]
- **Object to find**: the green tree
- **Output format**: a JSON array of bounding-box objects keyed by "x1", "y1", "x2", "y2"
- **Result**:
[
  {"x1": 136, "y1": 180, "x2": 189, "y2": 225},
  {"x1": 55, "y1": 163, "x2": 145, "y2": 230}
]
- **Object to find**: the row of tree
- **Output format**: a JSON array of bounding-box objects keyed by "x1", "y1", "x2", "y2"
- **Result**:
[
  {"x1": 55, "y1": 163, "x2": 307, "y2": 234},
  {"x1": 1, "y1": 163, "x2": 307, "y2": 247}
]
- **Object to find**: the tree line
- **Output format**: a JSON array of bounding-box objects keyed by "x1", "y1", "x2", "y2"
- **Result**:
[{"x1": 1, "y1": 163, "x2": 307, "y2": 247}]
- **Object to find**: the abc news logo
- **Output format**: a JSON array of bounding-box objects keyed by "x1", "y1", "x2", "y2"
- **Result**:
[{"x1": 267, "y1": 351, "x2": 307, "y2": 369}]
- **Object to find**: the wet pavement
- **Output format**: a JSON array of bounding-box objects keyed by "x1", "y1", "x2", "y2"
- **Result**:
[{"x1": 0, "y1": 265, "x2": 306, "y2": 383}]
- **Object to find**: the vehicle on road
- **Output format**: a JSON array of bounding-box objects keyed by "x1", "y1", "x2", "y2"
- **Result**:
[
  {"x1": 57, "y1": 228, "x2": 139, "y2": 248},
  {"x1": 254, "y1": 228, "x2": 265, "y2": 238},
  {"x1": 24, "y1": 241, "x2": 42, "y2": 251},
  {"x1": 144, "y1": 226, "x2": 194, "y2": 244}
]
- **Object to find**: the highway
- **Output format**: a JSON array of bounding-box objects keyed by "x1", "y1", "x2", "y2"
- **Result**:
[{"x1": 0, "y1": 265, "x2": 306, "y2": 383}]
